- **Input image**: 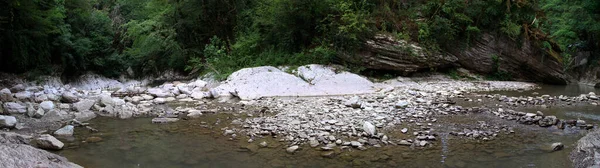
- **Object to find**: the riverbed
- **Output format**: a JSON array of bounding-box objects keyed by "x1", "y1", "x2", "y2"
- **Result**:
[{"x1": 53, "y1": 85, "x2": 600, "y2": 168}]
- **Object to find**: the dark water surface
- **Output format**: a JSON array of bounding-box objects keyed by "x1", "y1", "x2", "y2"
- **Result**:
[{"x1": 55, "y1": 85, "x2": 600, "y2": 168}]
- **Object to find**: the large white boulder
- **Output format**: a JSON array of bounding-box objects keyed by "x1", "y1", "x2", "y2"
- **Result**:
[
  {"x1": 212, "y1": 65, "x2": 375, "y2": 100},
  {"x1": 73, "y1": 99, "x2": 95, "y2": 112}
]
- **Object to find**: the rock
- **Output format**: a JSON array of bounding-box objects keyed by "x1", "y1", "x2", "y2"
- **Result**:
[
  {"x1": 61, "y1": 92, "x2": 79, "y2": 103},
  {"x1": 398, "y1": 140, "x2": 412, "y2": 146},
  {"x1": 571, "y1": 128, "x2": 600, "y2": 168},
  {"x1": 3, "y1": 102, "x2": 26, "y2": 114},
  {"x1": 339, "y1": 34, "x2": 457, "y2": 75},
  {"x1": 39, "y1": 101, "x2": 54, "y2": 112},
  {"x1": 147, "y1": 88, "x2": 171, "y2": 98},
  {"x1": 213, "y1": 65, "x2": 374, "y2": 100},
  {"x1": 29, "y1": 108, "x2": 44, "y2": 118},
  {"x1": 447, "y1": 33, "x2": 567, "y2": 84},
  {"x1": 0, "y1": 88, "x2": 14, "y2": 102},
  {"x1": 363, "y1": 121, "x2": 376, "y2": 136},
  {"x1": 42, "y1": 110, "x2": 73, "y2": 122},
  {"x1": 1, "y1": 143, "x2": 83, "y2": 167},
  {"x1": 191, "y1": 91, "x2": 205, "y2": 100},
  {"x1": 54, "y1": 125, "x2": 74, "y2": 136},
  {"x1": 74, "y1": 111, "x2": 96, "y2": 122},
  {"x1": 401, "y1": 128, "x2": 408, "y2": 134},
  {"x1": 577, "y1": 120, "x2": 587, "y2": 127},
  {"x1": 419, "y1": 141, "x2": 428, "y2": 147},
  {"x1": 154, "y1": 98, "x2": 167, "y2": 104},
  {"x1": 34, "y1": 134, "x2": 64, "y2": 150},
  {"x1": 345, "y1": 96, "x2": 362, "y2": 108},
  {"x1": 0, "y1": 115, "x2": 17, "y2": 128},
  {"x1": 14, "y1": 91, "x2": 32, "y2": 101},
  {"x1": 259, "y1": 141, "x2": 268, "y2": 148},
  {"x1": 350, "y1": 141, "x2": 362, "y2": 147},
  {"x1": 85, "y1": 137, "x2": 103, "y2": 143},
  {"x1": 551, "y1": 142, "x2": 564, "y2": 152},
  {"x1": 152, "y1": 118, "x2": 179, "y2": 123},
  {"x1": 538, "y1": 116, "x2": 558, "y2": 127},
  {"x1": 187, "y1": 110, "x2": 203, "y2": 118},
  {"x1": 395, "y1": 101, "x2": 409, "y2": 108},
  {"x1": 309, "y1": 139, "x2": 320, "y2": 147},
  {"x1": 321, "y1": 151, "x2": 335, "y2": 158},
  {"x1": 286, "y1": 145, "x2": 299, "y2": 153},
  {"x1": 73, "y1": 99, "x2": 95, "y2": 112}
]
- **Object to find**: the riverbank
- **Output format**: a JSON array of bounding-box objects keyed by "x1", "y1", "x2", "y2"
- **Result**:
[{"x1": 0, "y1": 64, "x2": 598, "y2": 167}]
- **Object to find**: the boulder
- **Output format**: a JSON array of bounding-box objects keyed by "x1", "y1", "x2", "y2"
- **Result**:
[
  {"x1": 214, "y1": 65, "x2": 375, "y2": 100},
  {"x1": 0, "y1": 115, "x2": 17, "y2": 128},
  {"x1": 41, "y1": 110, "x2": 73, "y2": 122},
  {"x1": 61, "y1": 92, "x2": 79, "y2": 103},
  {"x1": 3, "y1": 102, "x2": 26, "y2": 114},
  {"x1": 0, "y1": 132, "x2": 32, "y2": 144},
  {"x1": 73, "y1": 99, "x2": 95, "y2": 112},
  {"x1": 74, "y1": 111, "x2": 97, "y2": 122},
  {"x1": 147, "y1": 88, "x2": 171, "y2": 98},
  {"x1": 572, "y1": 129, "x2": 600, "y2": 168},
  {"x1": 39, "y1": 101, "x2": 55, "y2": 111},
  {"x1": 447, "y1": 33, "x2": 567, "y2": 84},
  {"x1": 338, "y1": 34, "x2": 457, "y2": 75},
  {"x1": 344, "y1": 96, "x2": 362, "y2": 108},
  {"x1": 538, "y1": 116, "x2": 558, "y2": 127},
  {"x1": 28, "y1": 108, "x2": 45, "y2": 118},
  {"x1": 0, "y1": 88, "x2": 14, "y2": 102},
  {"x1": 34, "y1": 134, "x2": 64, "y2": 150},
  {"x1": 54, "y1": 125, "x2": 74, "y2": 136},
  {"x1": 363, "y1": 121, "x2": 376, "y2": 136},
  {"x1": 0, "y1": 143, "x2": 82, "y2": 168},
  {"x1": 14, "y1": 91, "x2": 32, "y2": 101}
]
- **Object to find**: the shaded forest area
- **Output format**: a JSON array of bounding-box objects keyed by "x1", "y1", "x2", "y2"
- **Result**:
[{"x1": 0, "y1": 0, "x2": 598, "y2": 79}]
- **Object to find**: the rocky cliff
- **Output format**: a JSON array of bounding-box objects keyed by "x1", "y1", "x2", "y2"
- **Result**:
[{"x1": 349, "y1": 33, "x2": 569, "y2": 84}]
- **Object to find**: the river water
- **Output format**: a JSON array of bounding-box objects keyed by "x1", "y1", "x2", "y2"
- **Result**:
[{"x1": 54, "y1": 85, "x2": 600, "y2": 168}]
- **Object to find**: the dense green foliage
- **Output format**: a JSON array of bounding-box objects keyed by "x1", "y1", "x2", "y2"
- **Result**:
[{"x1": 0, "y1": 0, "x2": 598, "y2": 78}]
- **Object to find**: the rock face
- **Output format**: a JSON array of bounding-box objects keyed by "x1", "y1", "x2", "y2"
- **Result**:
[
  {"x1": 214, "y1": 65, "x2": 375, "y2": 100},
  {"x1": 447, "y1": 33, "x2": 568, "y2": 84},
  {"x1": 571, "y1": 129, "x2": 600, "y2": 168},
  {"x1": 0, "y1": 144, "x2": 81, "y2": 168},
  {"x1": 340, "y1": 34, "x2": 457, "y2": 75},
  {"x1": 34, "y1": 134, "x2": 64, "y2": 150}
]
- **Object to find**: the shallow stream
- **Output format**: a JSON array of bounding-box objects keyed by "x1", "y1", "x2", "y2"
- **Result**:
[{"x1": 54, "y1": 85, "x2": 600, "y2": 168}]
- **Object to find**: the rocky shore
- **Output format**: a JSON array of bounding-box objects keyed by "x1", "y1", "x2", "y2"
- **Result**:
[{"x1": 0, "y1": 64, "x2": 597, "y2": 167}]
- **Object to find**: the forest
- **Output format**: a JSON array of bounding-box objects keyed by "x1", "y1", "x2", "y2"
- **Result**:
[{"x1": 0, "y1": 0, "x2": 598, "y2": 79}]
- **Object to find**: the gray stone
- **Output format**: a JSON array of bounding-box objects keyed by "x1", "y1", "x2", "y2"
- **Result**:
[
  {"x1": 345, "y1": 96, "x2": 362, "y2": 108},
  {"x1": 395, "y1": 101, "x2": 409, "y2": 108},
  {"x1": 0, "y1": 115, "x2": 17, "y2": 128},
  {"x1": 147, "y1": 88, "x2": 171, "y2": 98},
  {"x1": 551, "y1": 142, "x2": 564, "y2": 152},
  {"x1": 3, "y1": 102, "x2": 26, "y2": 114},
  {"x1": 539, "y1": 116, "x2": 558, "y2": 127},
  {"x1": 54, "y1": 125, "x2": 74, "y2": 136},
  {"x1": 74, "y1": 111, "x2": 97, "y2": 122},
  {"x1": 398, "y1": 140, "x2": 412, "y2": 146},
  {"x1": 34, "y1": 134, "x2": 64, "y2": 150},
  {"x1": 191, "y1": 91, "x2": 205, "y2": 100},
  {"x1": 154, "y1": 98, "x2": 167, "y2": 104},
  {"x1": 61, "y1": 92, "x2": 79, "y2": 103},
  {"x1": 152, "y1": 118, "x2": 179, "y2": 123},
  {"x1": 363, "y1": 121, "x2": 376, "y2": 136},
  {"x1": 39, "y1": 101, "x2": 55, "y2": 111},
  {"x1": 350, "y1": 141, "x2": 362, "y2": 147},
  {"x1": 0, "y1": 143, "x2": 82, "y2": 168},
  {"x1": 73, "y1": 99, "x2": 95, "y2": 112},
  {"x1": 14, "y1": 91, "x2": 32, "y2": 101},
  {"x1": 29, "y1": 108, "x2": 44, "y2": 118},
  {"x1": 42, "y1": 110, "x2": 73, "y2": 122},
  {"x1": 0, "y1": 88, "x2": 14, "y2": 102},
  {"x1": 259, "y1": 141, "x2": 268, "y2": 148},
  {"x1": 309, "y1": 139, "x2": 320, "y2": 147},
  {"x1": 286, "y1": 145, "x2": 299, "y2": 153},
  {"x1": 401, "y1": 128, "x2": 408, "y2": 134}
]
